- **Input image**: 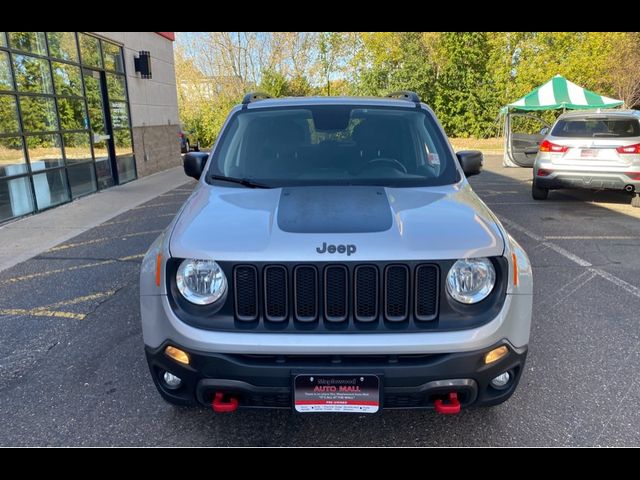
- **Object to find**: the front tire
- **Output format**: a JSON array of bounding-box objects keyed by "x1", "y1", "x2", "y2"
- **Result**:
[{"x1": 532, "y1": 181, "x2": 549, "y2": 200}]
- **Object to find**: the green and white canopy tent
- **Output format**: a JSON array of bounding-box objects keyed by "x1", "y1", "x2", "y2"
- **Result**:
[{"x1": 502, "y1": 75, "x2": 623, "y2": 166}]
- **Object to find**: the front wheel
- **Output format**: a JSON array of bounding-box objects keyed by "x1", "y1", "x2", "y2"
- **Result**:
[{"x1": 532, "y1": 181, "x2": 549, "y2": 200}]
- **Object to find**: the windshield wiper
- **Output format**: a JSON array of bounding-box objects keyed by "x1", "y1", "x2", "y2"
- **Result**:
[{"x1": 207, "y1": 174, "x2": 271, "y2": 189}]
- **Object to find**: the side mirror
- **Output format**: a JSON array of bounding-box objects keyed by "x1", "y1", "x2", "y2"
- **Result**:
[
  {"x1": 456, "y1": 150, "x2": 483, "y2": 177},
  {"x1": 183, "y1": 152, "x2": 209, "y2": 180},
  {"x1": 539, "y1": 127, "x2": 549, "y2": 136}
]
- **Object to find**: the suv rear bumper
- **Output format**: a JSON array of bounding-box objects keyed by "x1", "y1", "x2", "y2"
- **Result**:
[{"x1": 146, "y1": 341, "x2": 527, "y2": 410}]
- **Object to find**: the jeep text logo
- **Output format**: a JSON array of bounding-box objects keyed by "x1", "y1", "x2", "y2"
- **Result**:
[{"x1": 316, "y1": 242, "x2": 356, "y2": 256}]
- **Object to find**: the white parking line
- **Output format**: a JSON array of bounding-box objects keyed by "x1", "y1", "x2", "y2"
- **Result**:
[
  {"x1": 499, "y1": 216, "x2": 640, "y2": 299},
  {"x1": 544, "y1": 235, "x2": 636, "y2": 240}
]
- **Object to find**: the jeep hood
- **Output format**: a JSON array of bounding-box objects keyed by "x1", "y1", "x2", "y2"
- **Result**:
[{"x1": 170, "y1": 184, "x2": 505, "y2": 261}]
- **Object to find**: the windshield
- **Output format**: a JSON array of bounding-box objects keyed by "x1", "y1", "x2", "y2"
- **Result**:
[
  {"x1": 551, "y1": 117, "x2": 640, "y2": 138},
  {"x1": 208, "y1": 105, "x2": 460, "y2": 187}
]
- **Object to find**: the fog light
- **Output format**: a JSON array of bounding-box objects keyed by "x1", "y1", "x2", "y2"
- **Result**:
[
  {"x1": 484, "y1": 345, "x2": 509, "y2": 364},
  {"x1": 490, "y1": 371, "x2": 511, "y2": 389},
  {"x1": 163, "y1": 371, "x2": 182, "y2": 389},
  {"x1": 165, "y1": 345, "x2": 190, "y2": 365}
]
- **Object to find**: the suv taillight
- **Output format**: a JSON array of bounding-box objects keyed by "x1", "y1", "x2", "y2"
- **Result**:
[
  {"x1": 539, "y1": 140, "x2": 569, "y2": 153},
  {"x1": 616, "y1": 143, "x2": 640, "y2": 154}
]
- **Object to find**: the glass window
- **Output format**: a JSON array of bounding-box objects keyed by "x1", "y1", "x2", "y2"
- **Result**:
[
  {"x1": 67, "y1": 162, "x2": 97, "y2": 198},
  {"x1": 110, "y1": 101, "x2": 129, "y2": 128},
  {"x1": 52, "y1": 62, "x2": 83, "y2": 97},
  {"x1": 114, "y1": 129, "x2": 132, "y2": 156},
  {"x1": 12, "y1": 55, "x2": 53, "y2": 94},
  {"x1": 57, "y1": 97, "x2": 87, "y2": 131},
  {"x1": 47, "y1": 32, "x2": 78, "y2": 62},
  {"x1": 552, "y1": 118, "x2": 640, "y2": 138},
  {"x1": 1, "y1": 51, "x2": 13, "y2": 91},
  {"x1": 32, "y1": 168, "x2": 70, "y2": 209},
  {"x1": 0, "y1": 137, "x2": 27, "y2": 177},
  {"x1": 83, "y1": 70, "x2": 105, "y2": 134},
  {"x1": 212, "y1": 106, "x2": 459, "y2": 187},
  {"x1": 8, "y1": 32, "x2": 47, "y2": 55},
  {"x1": 63, "y1": 132, "x2": 92, "y2": 163},
  {"x1": 79, "y1": 34, "x2": 102, "y2": 68},
  {"x1": 26, "y1": 134, "x2": 64, "y2": 169},
  {"x1": 116, "y1": 155, "x2": 136, "y2": 184},
  {"x1": 0, "y1": 176, "x2": 35, "y2": 221},
  {"x1": 102, "y1": 41, "x2": 123, "y2": 73},
  {"x1": 0, "y1": 32, "x2": 7, "y2": 48},
  {"x1": 19, "y1": 96, "x2": 58, "y2": 132},
  {"x1": 93, "y1": 140, "x2": 113, "y2": 189},
  {"x1": 0, "y1": 94, "x2": 20, "y2": 133},
  {"x1": 106, "y1": 73, "x2": 126, "y2": 100}
]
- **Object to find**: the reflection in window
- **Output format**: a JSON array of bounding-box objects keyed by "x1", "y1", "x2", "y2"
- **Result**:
[
  {"x1": 0, "y1": 137, "x2": 27, "y2": 177},
  {"x1": 58, "y1": 98, "x2": 87, "y2": 131},
  {"x1": 114, "y1": 129, "x2": 133, "y2": 156},
  {"x1": 67, "y1": 162, "x2": 97, "y2": 198},
  {"x1": 32, "y1": 169, "x2": 70, "y2": 210},
  {"x1": 0, "y1": 176, "x2": 34, "y2": 221},
  {"x1": 8, "y1": 32, "x2": 47, "y2": 55},
  {"x1": 0, "y1": 95, "x2": 19, "y2": 133},
  {"x1": 116, "y1": 155, "x2": 136, "y2": 184},
  {"x1": 0, "y1": 51, "x2": 13, "y2": 91},
  {"x1": 0, "y1": 32, "x2": 7, "y2": 48},
  {"x1": 110, "y1": 101, "x2": 129, "y2": 128},
  {"x1": 47, "y1": 32, "x2": 78, "y2": 62},
  {"x1": 83, "y1": 72, "x2": 105, "y2": 134},
  {"x1": 52, "y1": 62, "x2": 83, "y2": 97},
  {"x1": 79, "y1": 34, "x2": 102, "y2": 68},
  {"x1": 26, "y1": 134, "x2": 64, "y2": 170},
  {"x1": 63, "y1": 132, "x2": 92, "y2": 163},
  {"x1": 12, "y1": 55, "x2": 53, "y2": 94},
  {"x1": 102, "y1": 42, "x2": 123, "y2": 73},
  {"x1": 106, "y1": 73, "x2": 126, "y2": 101},
  {"x1": 19, "y1": 96, "x2": 58, "y2": 132}
]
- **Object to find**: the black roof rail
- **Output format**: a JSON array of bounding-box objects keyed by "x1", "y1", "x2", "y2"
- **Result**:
[
  {"x1": 386, "y1": 90, "x2": 421, "y2": 104},
  {"x1": 242, "y1": 92, "x2": 272, "y2": 105}
]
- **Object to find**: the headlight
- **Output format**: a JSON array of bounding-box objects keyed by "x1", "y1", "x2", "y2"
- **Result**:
[
  {"x1": 446, "y1": 258, "x2": 496, "y2": 304},
  {"x1": 176, "y1": 259, "x2": 227, "y2": 305}
]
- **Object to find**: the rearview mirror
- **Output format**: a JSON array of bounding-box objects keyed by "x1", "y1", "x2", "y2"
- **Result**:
[
  {"x1": 456, "y1": 150, "x2": 483, "y2": 177},
  {"x1": 183, "y1": 152, "x2": 209, "y2": 180},
  {"x1": 539, "y1": 127, "x2": 550, "y2": 136}
]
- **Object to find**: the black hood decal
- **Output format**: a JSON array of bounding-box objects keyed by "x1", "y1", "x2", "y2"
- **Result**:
[{"x1": 277, "y1": 186, "x2": 393, "y2": 234}]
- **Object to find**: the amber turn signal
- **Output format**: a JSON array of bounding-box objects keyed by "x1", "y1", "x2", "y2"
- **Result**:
[
  {"x1": 485, "y1": 345, "x2": 509, "y2": 365},
  {"x1": 165, "y1": 345, "x2": 190, "y2": 365}
]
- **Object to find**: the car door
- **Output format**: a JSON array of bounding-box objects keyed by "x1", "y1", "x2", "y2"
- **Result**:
[{"x1": 507, "y1": 113, "x2": 551, "y2": 167}]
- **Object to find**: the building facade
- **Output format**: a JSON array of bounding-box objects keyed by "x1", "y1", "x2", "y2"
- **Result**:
[{"x1": 0, "y1": 32, "x2": 180, "y2": 223}]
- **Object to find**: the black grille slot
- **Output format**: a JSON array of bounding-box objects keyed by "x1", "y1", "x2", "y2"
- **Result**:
[
  {"x1": 415, "y1": 265, "x2": 439, "y2": 321},
  {"x1": 294, "y1": 266, "x2": 318, "y2": 322},
  {"x1": 354, "y1": 265, "x2": 379, "y2": 322},
  {"x1": 385, "y1": 265, "x2": 409, "y2": 321},
  {"x1": 324, "y1": 265, "x2": 348, "y2": 322},
  {"x1": 234, "y1": 266, "x2": 258, "y2": 321},
  {"x1": 264, "y1": 266, "x2": 288, "y2": 322}
]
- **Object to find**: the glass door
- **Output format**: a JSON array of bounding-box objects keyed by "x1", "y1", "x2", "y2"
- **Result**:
[{"x1": 83, "y1": 68, "x2": 115, "y2": 188}]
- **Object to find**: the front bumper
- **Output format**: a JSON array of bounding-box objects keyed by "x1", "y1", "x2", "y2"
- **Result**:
[{"x1": 146, "y1": 341, "x2": 527, "y2": 410}]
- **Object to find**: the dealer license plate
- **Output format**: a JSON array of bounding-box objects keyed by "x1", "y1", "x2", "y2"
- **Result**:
[{"x1": 294, "y1": 375, "x2": 380, "y2": 413}]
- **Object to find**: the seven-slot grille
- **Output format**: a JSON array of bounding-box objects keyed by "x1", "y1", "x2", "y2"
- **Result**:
[{"x1": 233, "y1": 264, "x2": 439, "y2": 327}]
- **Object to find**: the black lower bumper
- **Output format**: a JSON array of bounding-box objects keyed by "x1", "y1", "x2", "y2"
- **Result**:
[
  {"x1": 535, "y1": 175, "x2": 638, "y2": 191},
  {"x1": 145, "y1": 341, "x2": 527, "y2": 411}
]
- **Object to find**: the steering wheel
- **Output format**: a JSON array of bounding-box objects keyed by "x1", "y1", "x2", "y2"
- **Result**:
[{"x1": 359, "y1": 158, "x2": 408, "y2": 174}]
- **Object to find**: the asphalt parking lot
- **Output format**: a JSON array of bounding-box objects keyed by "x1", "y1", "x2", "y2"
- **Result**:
[{"x1": 1, "y1": 154, "x2": 639, "y2": 446}]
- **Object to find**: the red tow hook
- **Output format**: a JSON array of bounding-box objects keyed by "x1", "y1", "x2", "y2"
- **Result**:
[
  {"x1": 212, "y1": 392, "x2": 239, "y2": 413},
  {"x1": 434, "y1": 392, "x2": 461, "y2": 415}
]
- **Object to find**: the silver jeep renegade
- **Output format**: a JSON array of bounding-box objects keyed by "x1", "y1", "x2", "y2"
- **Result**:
[{"x1": 140, "y1": 92, "x2": 533, "y2": 414}]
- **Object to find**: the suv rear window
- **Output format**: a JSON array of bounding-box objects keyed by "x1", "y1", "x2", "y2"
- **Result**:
[
  {"x1": 209, "y1": 105, "x2": 460, "y2": 188},
  {"x1": 551, "y1": 118, "x2": 640, "y2": 138}
]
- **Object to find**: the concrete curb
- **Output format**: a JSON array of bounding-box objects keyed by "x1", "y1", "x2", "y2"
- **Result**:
[{"x1": 0, "y1": 167, "x2": 192, "y2": 273}]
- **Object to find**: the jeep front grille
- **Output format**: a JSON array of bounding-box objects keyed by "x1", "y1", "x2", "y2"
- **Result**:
[{"x1": 232, "y1": 263, "x2": 439, "y2": 329}]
